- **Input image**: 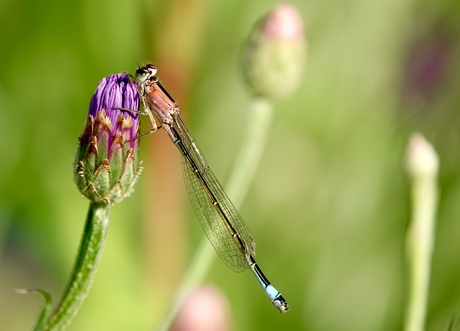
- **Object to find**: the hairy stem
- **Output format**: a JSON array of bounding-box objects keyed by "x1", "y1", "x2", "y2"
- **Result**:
[{"x1": 38, "y1": 202, "x2": 110, "y2": 331}]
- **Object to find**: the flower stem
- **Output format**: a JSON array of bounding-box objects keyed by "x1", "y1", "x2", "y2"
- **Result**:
[
  {"x1": 404, "y1": 133, "x2": 439, "y2": 331},
  {"x1": 38, "y1": 202, "x2": 110, "y2": 331},
  {"x1": 225, "y1": 98, "x2": 274, "y2": 205},
  {"x1": 157, "y1": 97, "x2": 274, "y2": 331}
]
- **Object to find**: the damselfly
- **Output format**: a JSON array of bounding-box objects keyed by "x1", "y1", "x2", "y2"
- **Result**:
[{"x1": 133, "y1": 64, "x2": 289, "y2": 312}]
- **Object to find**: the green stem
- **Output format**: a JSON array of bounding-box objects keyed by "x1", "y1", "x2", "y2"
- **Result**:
[
  {"x1": 38, "y1": 202, "x2": 110, "y2": 331},
  {"x1": 405, "y1": 180, "x2": 437, "y2": 331},
  {"x1": 225, "y1": 98, "x2": 274, "y2": 205},
  {"x1": 404, "y1": 135, "x2": 439, "y2": 331},
  {"x1": 157, "y1": 97, "x2": 274, "y2": 331}
]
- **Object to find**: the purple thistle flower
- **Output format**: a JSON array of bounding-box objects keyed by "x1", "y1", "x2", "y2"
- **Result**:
[
  {"x1": 88, "y1": 74, "x2": 140, "y2": 150},
  {"x1": 74, "y1": 73, "x2": 143, "y2": 205}
]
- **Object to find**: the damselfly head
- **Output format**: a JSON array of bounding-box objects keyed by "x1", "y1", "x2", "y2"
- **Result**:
[{"x1": 135, "y1": 64, "x2": 157, "y2": 84}]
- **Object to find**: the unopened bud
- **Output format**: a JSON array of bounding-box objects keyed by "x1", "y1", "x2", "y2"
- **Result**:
[
  {"x1": 74, "y1": 73, "x2": 143, "y2": 205},
  {"x1": 405, "y1": 133, "x2": 439, "y2": 180},
  {"x1": 241, "y1": 4, "x2": 307, "y2": 100}
]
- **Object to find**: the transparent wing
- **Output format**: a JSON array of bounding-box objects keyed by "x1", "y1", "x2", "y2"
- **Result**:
[{"x1": 174, "y1": 115, "x2": 256, "y2": 272}]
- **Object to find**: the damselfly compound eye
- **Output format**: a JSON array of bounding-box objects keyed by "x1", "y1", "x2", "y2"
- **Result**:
[
  {"x1": 145, "y1": 64, "x2": 157, "y2": 76},
  {"x1": 135, "y1": 64, "x2": 157, "y2": 84}
]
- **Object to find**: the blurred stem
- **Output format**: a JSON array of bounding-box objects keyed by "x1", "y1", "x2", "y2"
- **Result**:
[
  {"x1": 404, "y1": 134, "x2": 438, "y2": 331},
  {"x1": 157, "y1": 97, "x2": 274, "y2": 331},
  {"x1": 15, "y1": 288, "x2": 52, "y2": 331},
  {"x1": 226, "y1": 98, "x2": 274, "y2": 205},
  {"x1": 38, "y1": 202, "x2": 110, "y2": 331}
]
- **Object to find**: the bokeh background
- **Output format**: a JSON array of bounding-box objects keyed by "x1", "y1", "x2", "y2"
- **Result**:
[{"x1": 1, "y1": 0, "x2": 460, "y2": 330}]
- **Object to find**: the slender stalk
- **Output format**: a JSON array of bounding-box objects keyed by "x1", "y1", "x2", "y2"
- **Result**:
[
  {"x1": 15, "y1": 289, "x2": 52, "y2": 331},
  {"x1": 404, "y1": 133, "x2": 439, "y2": 331},
  {"x1": 38, "y1": 202, "x2": 110, "y2": 331},
  {"x1": 157, "y1": 97, "x2": 274, "y2": 331},
  {"x1": 226, "y1": 98, "x2": 274, "y2": 205}
]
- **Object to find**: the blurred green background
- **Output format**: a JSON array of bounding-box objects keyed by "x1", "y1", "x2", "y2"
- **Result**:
[{"x1": 1, "y1": 0, "x2": 460, "y2": 330}]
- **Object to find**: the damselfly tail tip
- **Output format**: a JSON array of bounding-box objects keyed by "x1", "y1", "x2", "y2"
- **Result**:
[{"x1": 274, "y1": 294, "x2": 289, "y2": 313}]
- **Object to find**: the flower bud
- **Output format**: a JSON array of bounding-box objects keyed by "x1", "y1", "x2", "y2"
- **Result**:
[
  {"x1": 74, "y1": 73, "x2": 142, "y2": 205},
  {"x1": 405, "y1": 133, "x2": 439, "y2": 180},
  {"x1": 241, "y1": 4, "x2": 307, "y2": 100}
]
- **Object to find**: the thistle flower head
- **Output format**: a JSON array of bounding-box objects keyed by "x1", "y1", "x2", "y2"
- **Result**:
[
  {"x1": 74, "y1": 73, "x2": 142, "y2": 205},
  {"x1": 241, "y1": 4, "x2": 307, "y2": 100}
]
